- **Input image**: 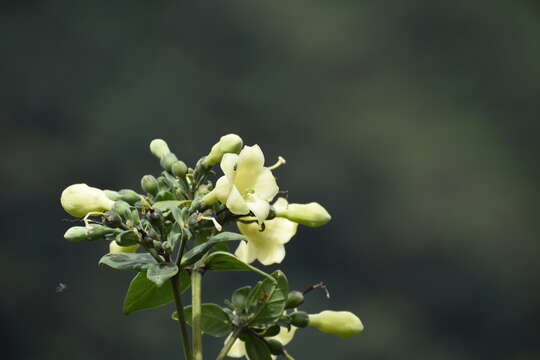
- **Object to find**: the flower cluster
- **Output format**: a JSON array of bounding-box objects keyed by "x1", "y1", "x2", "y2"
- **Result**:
[{"x1": 59, "y1": 134, "x2": 363, "y2": 360}]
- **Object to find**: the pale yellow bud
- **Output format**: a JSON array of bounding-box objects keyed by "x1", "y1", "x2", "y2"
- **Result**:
[
  {"x1": 274, "y1": 202, "x2": 331, "y2": 227},
  {"x1": 308, "y1": 310, "x2": 364, "y2": 338},
  {"x1": 60, "y1": 184, "x2": 115, "y2": 218},
  {"x1": 149, "y1": 139, "x2": 171, "y2": 159},
  {"x1": 109, "y1": 241, "x2": 139, "y2": 253},
  {"x1": 203, "y1": 134, "x2": 243, "y2": 167}
]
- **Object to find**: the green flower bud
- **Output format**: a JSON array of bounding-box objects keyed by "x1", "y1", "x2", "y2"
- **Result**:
[
  {"x1": 203, "y1": 133, "x2": 243, "y2": 167},
  {"x1": 61, "y1": 184, "x2": 115, "y2": 218},
  {"x1": 150, "y1": 139, "x2": 171, "y2": 159},
  {"x1": 103, "y1": 190, "x2": 121, "y2": 201},
  {"x1": 274, "y1": 202, "x2": 331, "y2": 227},
  {"x1": 289, "y1": 311, "x2": 309, "y2": 328},
  {"x1": 264, "y1": 325, "x2": 281, "y2": 337},
  {"x1": 308, "y1": 311, "x2": 364, "y2": 338},
  {"x1": 118, "y1": 189, "x2": 141, "y2": 204},
  {"x1": 115, "y1": 229, "x2": 140, "y2": 246},
  {"x1": 285, "y1": 291, "x2": 305, "y2": 309},
  {"x1": 103, "y1": 211, "x2": 123, "y2": 228},
  {"x1": 141, "y1": 175, "x2": 159, "y2": 195},
  {"x1": 64, "y1": 224, "x2": 117, "y2": 242},
  {"x1": 265, "y1": 339, "x2": 284, "y2": 355},
  {"x1": 112, "y1": 200, "x2": 132, "y2": 220},
  {"x1": 160, "y1": 152, "x2": 178, "y2": 171},
  {"x1": 171, "y1": 161, "x2": 188, "y2": 178},
  {"x1": 109, "y1": 241, "x2": 139, "y2": 253}
]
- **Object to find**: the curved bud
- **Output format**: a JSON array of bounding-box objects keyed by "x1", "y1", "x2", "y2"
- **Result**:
[
  {"x1": 203, "y1": 134, "x2": 243, "y2": 167},
  {"x1": 61, "y1": 184, "x2": 115, "y2": 218},
  {"x1": 285, "y1": 291, "x2": 305, "y2": 309},
  {"x1": 64, "y1": 224, "x2": 117, "y2": 242},
  {"x1": 308, "y1": 311, "x2": 364, "y2": 338},
  {"x1": 109, "y1": 240, "x2": 139, "y2": 253},
  {"x1": 141, "y1": 175, "x2": 159, "y2": 195},
  {"x1": 119, "y1": 189, "x2": 141, "y2": 204},
  {"x1": 150, "y1": 139, "x2": 171, "y2": 159},
  {"x1": 289, "y1": 311, "x2": 309, "y2": 328},
  {"x1": 112, "y1": 200, "x2": 132, "y2": 220},
  {"x1": 171, "y1": 161, "x2": 188, "y2": 178},
  {"x1": 274, "y1": 202, "x2": 331, "y2": 227},
  {"x1": 160, "y1": 153, "x2": 178, "y2": 171}
]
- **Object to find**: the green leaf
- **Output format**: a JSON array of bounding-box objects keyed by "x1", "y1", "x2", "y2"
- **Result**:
[
  {"x1": 167, "y1": 222, "x2": 182, "y2": 251},
  {"x1": 171, "y1": 207, "x2": 185, "y2": 227},
  {"x1": 204, "y1": 252, "x2": 276, "y2": 283},
  {"x1": 99, "y1": 253, "x2": 156, "y2": 271},
  {"x1": 172, "y1": 303, "x2": 232, "y2": 337},
  {"x1": 249, "y1": 271, "x2": 289, "y2": 328},
  {"x1": 146, "y1": 263, "x2": 179, "y2": 287},
  {"x1": 153, "y1": 200, "x2": 181, "y2": 212},
  {"x1": 181, "y1": 233, "x2": 246, "y2": 266},
  {"x1": 244, "y1": 331, "x2": 272, "y2": 360},
  {"x1": 231, "y1": 286, "x2": 251, "y2": 311},
  {"x1": 123, "y1": 270, "x2": 190, "y2": 315}
]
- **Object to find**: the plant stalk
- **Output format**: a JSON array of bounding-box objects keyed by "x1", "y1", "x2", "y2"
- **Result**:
[
  {"x1": 191, "y1": 269, "x2": 203, "y2": 360},
  {"x1": 171, "y1": 275, "x2": 193, "y2": 360},
  {"x1": 216, "y1": 328, "x2": 241, "y2": 360}
]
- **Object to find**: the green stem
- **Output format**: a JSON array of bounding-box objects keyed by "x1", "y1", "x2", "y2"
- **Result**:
[
  {"x1": 171, "y1": 275, "x2": 193, "y2": 360},
  {"x1": 216, "y1": 328, "x2": 241, "y2": 360},
  {"x1": 191, "y1": 270, "x2": 203, "y2": 360}
]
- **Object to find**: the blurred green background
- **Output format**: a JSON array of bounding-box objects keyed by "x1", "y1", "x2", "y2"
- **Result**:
[{"x1": 2, "y1": 1, "x2": 540, "y2": 359}]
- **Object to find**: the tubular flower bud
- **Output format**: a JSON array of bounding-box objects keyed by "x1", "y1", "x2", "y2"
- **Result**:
[
  {"x1": 160, "y1": 152, "x2": 178, "y2": 171},
  {"x1": 171, "y1": 160, "x2": 188, "y2": 178},
  {"x1": 103, "y1": 190, "x2": 121, "y2": 201},
  {"x1": 61, "y1": 183, "x2": 115, "y2": 218},
  {"x1": 141, "y1": 175, "x2": 159, "y2": 195},
  {"x1": 203, "y1": 145, "x2": 279, "y2": 223},
  {"x1": 64, "y1": 225, "x2": 117, "y2": 242},
  {"x1": 149, "y1": 139, "x2": 171, "y2": 159},
  {"x1": 285, "y1": 291, "x2": 305, "y2": 309},
  {"x1": 274, "y1": 201, "x2": 331, "y2": 227},
  {"x1": 203, "y1": 133, "x2": 243, "y2": 167},
  {"x1": 227, "y1": 327, "x2": 297, "y2": 359},
  {"x1": 234, "y1": 198, "x2": 297, "y2": 265},
  {"x1": 308, "y1": 311, "x2": 364, "y2": 338},
  {"x1": 112, "y1": 200, "x2": 132, "y2": 220},
  {"x1": 119, "y1": 189, "x2": 141, "y2": 204},
  {"x1": 109, "y1": 240, "x2": 139, "y2": 253}
]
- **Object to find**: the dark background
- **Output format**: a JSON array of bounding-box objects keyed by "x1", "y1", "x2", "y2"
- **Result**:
[{"x1": 2, "y1": 1, "x2": 540, "y2": 359}]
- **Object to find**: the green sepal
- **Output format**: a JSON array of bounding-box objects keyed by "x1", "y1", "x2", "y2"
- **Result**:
[
  {"x1": 115, "y1": 229, "x2": 140, "y2": 246},
  {"x1": 146, "y1": 262, "x2": 179, "y2": 287},
  {"x1": 243, "y1": 331, "x2": 272, "y2": 360},
  {"x1": 99, "y1": 253, "x2": 156, "y2": 272},
  {"x1": 204, "y1": 252, "x2": 276, "y2": 283},
  {"x1": 123, "y1": 270, "x2": 190, "y2": 315},
  {"x1": 119, "y1": 189, "x2": 141, "y2": 204},
  {"x1": 180, "y1": 232, "x2": 246, "y2": 266},
  {"x1": 172, "y1": 303, "x2": 232, "y2": 337}
]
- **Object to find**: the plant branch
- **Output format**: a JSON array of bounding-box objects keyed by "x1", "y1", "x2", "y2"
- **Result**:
[
  {"x1": 171, "y1": 274, "x2": 193, "y2": 360},
  {"x1": 216, "y1": 328, "x2": 241, "y2": 360},
  {"x1": 191, "y1": 269, "x2": 203, "y2": 360}
]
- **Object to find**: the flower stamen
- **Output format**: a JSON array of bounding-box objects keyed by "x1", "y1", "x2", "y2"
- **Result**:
[
  {"x1": 197, "y1": 215, "x2": 223, "y2": 232},
  {"x1": 268, "y1": 156, "x2": 286, "y2": 170}
]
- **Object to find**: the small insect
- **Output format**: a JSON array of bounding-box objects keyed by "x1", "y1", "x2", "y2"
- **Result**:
[
  {"x1": 56, "y1": 282, "x2": 68, "y2": 293},
  {"x1": 258, "y1": 290, "x2": 270, "y2": 304}
]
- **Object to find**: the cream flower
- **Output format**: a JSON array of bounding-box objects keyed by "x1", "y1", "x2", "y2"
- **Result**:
[
  {"x1": 308, "y1": 310, "x2": 364, "y2": 338},
  {"x1": 227, "y1": 326, "x2": 297, "y2": 359},
  {"x1": 234, "y1": 198, "x2": 297, "y2": 265},
  {"x1": 203, "y1": 145, "x2": 279, "y2": 223}
]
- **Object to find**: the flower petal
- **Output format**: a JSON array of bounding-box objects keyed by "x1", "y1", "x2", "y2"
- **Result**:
[
  {"x1": 253, "y1": 168, "x2": 279, "y2": 201},
  {"x1": 234, "y1": 145, "x2": 265, "y2": 195},
  {"x1": 272, "y1": 326, "x2": 298, "y2": 346},
  {"x1": 234, "y1": 241, "x2": 257, "y2": 264},
  {"x1": 257, "y1": 244, "x2": 286, "y2": 265},
  {"x1": 272, "y1": 197, "x2": 289, "y2": 213},
  {"x1": 246, "y1": 194, "x2": 270, "y2": 223},
  {"x1": 226, "y1": 336, "x2": 246, "y2": 358},
  {"x1": 226, "y1": 186, "x2": 250, "y2": 215},
  {"x1": 213, "y1": 176, "x2": 233, "y2": 203},
  {"x1": 220, "y1": 153, "x2": 238, "y2": 180}
]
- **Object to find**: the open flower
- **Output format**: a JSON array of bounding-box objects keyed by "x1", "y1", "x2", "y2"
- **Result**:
[
  {"x1": 234, "y1": 198, "x2": 297, "y2": 265},
  {"x1": 227, "y1": 326, "x2": 297, "y2": 359},
  {"x1": 308, "y1": 310, "x2": 364, "y2": 338},
  {"x1": 203, "y1": 145, "x2": 279, "y2": 223},
  {"x1": 61, "y1": 183, "x2": 115, "y2": 218}
]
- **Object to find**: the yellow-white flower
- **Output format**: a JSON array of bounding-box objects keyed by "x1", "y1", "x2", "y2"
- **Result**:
[
  {"x1": 227, "y1": 326, "x2": 297, "y2": 359},
  {"x1": 61, "y1": 183, "x2": 115, "y2": 218},
  {"x1": 274, "y1": 201, "x2": 331, "y2": 227},
  {"x1": 235, "y1": 198, "x2": 297, "y2": 265},
  {"x1": 203, "y1": 145, "x2": 279, "y2": 223},
  {"x1": 308, "y1": 310, "x2": 364, "y2": 338}
]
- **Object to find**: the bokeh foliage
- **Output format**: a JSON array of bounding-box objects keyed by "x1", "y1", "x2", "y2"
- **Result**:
[{"x1": 1, "y1": 1, "x2": 540, "y2": 359}]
